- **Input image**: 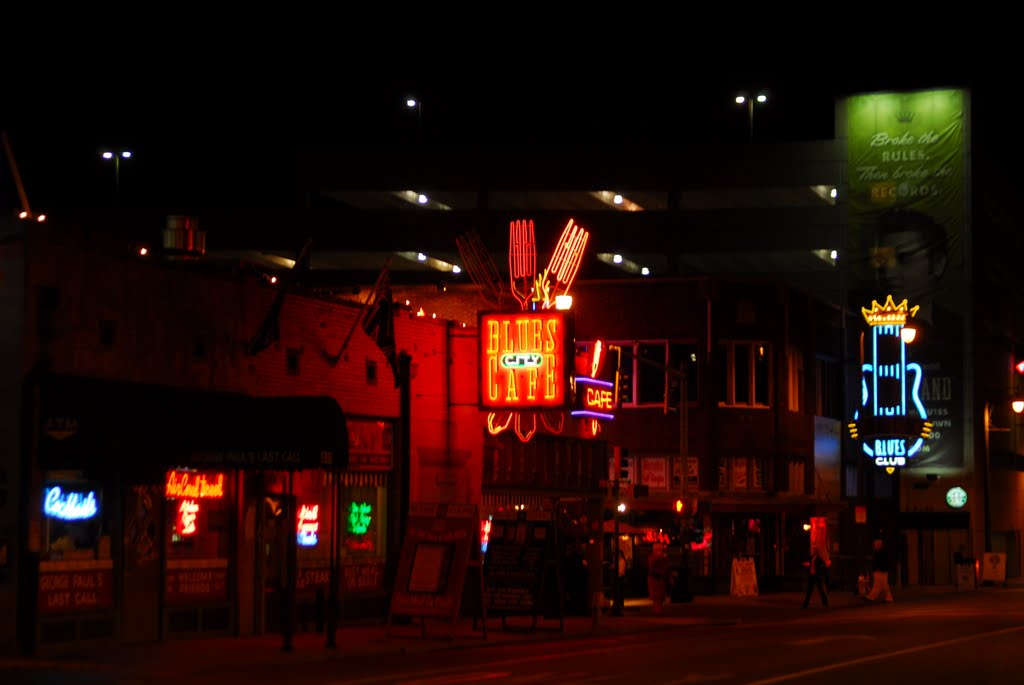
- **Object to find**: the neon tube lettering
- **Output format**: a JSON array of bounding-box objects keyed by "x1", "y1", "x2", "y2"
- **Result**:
[{"x1": 43, "y1": 487, "x2": 99, "y2": 520}]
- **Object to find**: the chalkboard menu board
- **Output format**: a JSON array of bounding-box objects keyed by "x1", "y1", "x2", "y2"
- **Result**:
[
  {"x1": 483, "y1": 510, "x2": 561, "y2": 628},
  {"x1": 387, "y1": 502, "x2": 483, "y2": 638}
]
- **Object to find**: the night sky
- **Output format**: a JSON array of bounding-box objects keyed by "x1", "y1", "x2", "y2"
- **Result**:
[{"x1": 1, "y1": 36, "x2": 1016, "y2": 218}]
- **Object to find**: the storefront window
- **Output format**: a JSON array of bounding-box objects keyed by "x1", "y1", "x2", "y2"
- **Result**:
[
  {"x1": 164, "y1": 470, "x2": 231, "y2": 604},
  {"x1": 38, "y1": 473, "x2": 115, "y2": 615},
  {"x1": 341, "y1": 483, "x2": 387, "y2": 594},
  {"x1": 41, "y1": 477, "x2": 108, "y2": 562}
]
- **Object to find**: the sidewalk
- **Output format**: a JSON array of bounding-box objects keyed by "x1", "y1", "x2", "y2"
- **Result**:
[{"x1": 1, "y1": 584, "x2": 1013, "y2": 681}]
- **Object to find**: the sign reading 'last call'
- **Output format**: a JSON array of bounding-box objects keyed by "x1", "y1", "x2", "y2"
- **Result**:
[{"x1": 479, "y1": 311, "x2": 570, "y2": 410}]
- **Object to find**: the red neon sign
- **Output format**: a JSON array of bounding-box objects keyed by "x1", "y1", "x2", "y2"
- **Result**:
[
  {"x1": 176, "y1": 499, "x2": 200, "y2": 536},
  {"x1": 585, "y1": 386, "x2": 614, "y2": 411},
  {"x1": 479, "y1": 311, "x2": 569, "y2": 409},
  {"x1": 543, "y1": 218, "x2": 589, "y2": 303},
  {"x1": 297, "y1": 503, "x2": 320, "y2": 546},
  {"x1": 642, "y1": 529, "x2": 671, "y2": 545},
  {"x1": 480, "y1": 518, "x2": 492, "y2": 552},
  {"x1": 165, "y1": 471, "x2": 225, "y2": 500}
]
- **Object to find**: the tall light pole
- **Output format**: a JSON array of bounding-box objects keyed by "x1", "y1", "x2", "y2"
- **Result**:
[
  {"x1": 735, "y1": 93, "x2": 768, "y2": 144},
  {"x1": 982, "y1": 397, "x2": 1024, "y2": 554},
  {"x1": 101, "y1": 150, "x2": 132, "y2": 206},
  {"x1": 406, "y1": 97, "x2": 422, "y2": 133}
]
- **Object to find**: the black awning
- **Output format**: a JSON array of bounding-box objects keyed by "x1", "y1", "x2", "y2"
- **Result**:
[
  {"x1": 36, "y1": 375, "x2": 348, "y2": 471},
  {"x1": 898, "y1": 511, "x2": 970, "y2": 531}
]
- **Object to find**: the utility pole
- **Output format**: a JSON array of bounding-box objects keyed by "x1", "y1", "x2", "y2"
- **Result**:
[
  {"x1": 677, "y1": 360, "x2": 691, "y2": 600},
  {"x1": 610, "y1": 445, "x2": 623, "y2": 617}
]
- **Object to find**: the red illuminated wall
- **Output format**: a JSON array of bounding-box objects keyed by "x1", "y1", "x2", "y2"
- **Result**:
[{"x1": 22, "y1": 225, "x2": 484, "y2": 508}]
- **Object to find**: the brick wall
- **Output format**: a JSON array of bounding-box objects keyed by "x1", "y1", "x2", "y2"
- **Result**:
[{"x1": 24, "y1": 228, "x2": 484, "y2": 505}]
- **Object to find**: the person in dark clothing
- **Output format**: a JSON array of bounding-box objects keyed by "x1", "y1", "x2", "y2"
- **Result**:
[
  {"x1": 802, "y1": 546, "x2": 829, "y2": 609},
  {"x1": 564, "y1": 544, "x2": 588, "y2": 615},
  {"x1": 865, "y1": 538, "x2": 894, "y2": 602}
]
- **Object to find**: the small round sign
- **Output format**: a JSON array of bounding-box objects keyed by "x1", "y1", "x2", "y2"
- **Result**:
[{"x1": 946, "y1": 486, "x2": 968, "y2": 509}]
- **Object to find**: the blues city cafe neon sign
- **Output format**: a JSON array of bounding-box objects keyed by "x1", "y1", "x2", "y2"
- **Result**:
[
  {"x1": 848, "y1": 296, "x2": 933, "y2": 473},
  {"x1": 479, "y1": 310, "x2": 569, "y2": 410},
  {"x1": 571, "y1": 340, "x2": 619, "y2": 426},
  {"x1": 572, "y1": 377, "x2": 615, "y2": 420},
  {"x1": 43, "y1": 486, "x2": 99, "y2": 521}
]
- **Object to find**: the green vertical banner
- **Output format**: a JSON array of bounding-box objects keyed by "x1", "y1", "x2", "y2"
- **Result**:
[{"x1": 846, "y1": 88, "x2": 967, "y2": 469}]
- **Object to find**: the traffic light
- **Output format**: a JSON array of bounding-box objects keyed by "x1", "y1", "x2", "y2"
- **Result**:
[
  {"x1": 1016, "y1": 359, "x2": 1024, "y2": 375},
  {"x1": 616, "y1": 345, "x2": 633, "y2": 405},
  {"x1": 674, "y1": 498, "x2": 685, "y2": 514}
]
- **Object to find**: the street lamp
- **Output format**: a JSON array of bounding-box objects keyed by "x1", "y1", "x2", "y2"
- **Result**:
[
  {"x1": 100, "y1": 149, "x2": 132, "y2": 205},
  {"x1": 735, "y1": 93, "x2": 768, "y2": 144},
  {"x1": 405, "y1": 97, "x2": 422, "y2": 131}
]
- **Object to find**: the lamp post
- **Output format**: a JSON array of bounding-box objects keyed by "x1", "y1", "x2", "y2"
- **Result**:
[
  {"x1": 982, "y1": 398, "x2": 1024, "y2": 554},
  {"x1": 406, "y1": 97, "x2": 422, "y2": 132},
  {"x1": 100, "y1": 150, "x2": 132, "y2": 205},
  {"x1": 735, "y1": 93, "x2": 768, "y2": 144}
]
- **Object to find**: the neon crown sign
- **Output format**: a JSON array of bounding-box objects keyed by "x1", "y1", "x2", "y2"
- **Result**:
[{"x1": 848, "y1": 295, "x2": 933, "y2": 474}]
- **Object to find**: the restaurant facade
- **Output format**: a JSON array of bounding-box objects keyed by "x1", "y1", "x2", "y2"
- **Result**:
[{"x1": 0, "y1": 221, "x2": 482, "y2": 655}]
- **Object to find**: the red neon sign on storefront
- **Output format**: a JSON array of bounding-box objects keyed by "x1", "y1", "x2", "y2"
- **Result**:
[
  {"x1": 479, "y1": 311, "x2": 569, "y2": 410},
  {"x1": 165, "y1": 471, "x2": 225, "y2": 499},
  {"x1": 297, "y1": 503, "x2": 319, "y2": 547},
  {"x1": 176, "y1": 499, "x2": 200, "y2": 536}
]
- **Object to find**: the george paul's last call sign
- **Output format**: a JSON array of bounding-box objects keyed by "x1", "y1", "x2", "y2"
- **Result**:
[{"x1": 479, "y1": 311, "x2": 571, "y2": 410}]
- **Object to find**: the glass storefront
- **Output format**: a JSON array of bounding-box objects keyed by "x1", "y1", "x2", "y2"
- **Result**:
[{"x1": 36, "y1": 472, "x2": 117, "y2": 645}]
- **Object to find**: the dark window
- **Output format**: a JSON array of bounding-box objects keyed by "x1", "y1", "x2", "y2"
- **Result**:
[
  {"x1": 718, "y1": 341, "x2": 771, "y2": 407},
  {"x1": 668, "y1": 343, "x2": 699, "y2": 407},
  {"x1": 99, "y1": 320, "x2": 116, "y2": 347},
  {"x1": 366, "y1": 359, "x2": 378, "y2": 385},
  {"x1": 734, "y1": 343, "x2": 751, "y2": 403},
  {"x1": 816, "y1": 357, "x2": 842, "y2": 419},
  {"x1": 754, "y1": 344, "x2": 770, "y2": 405},
  {"x1": 637, "y1": 343, "x2": 666, "y2": 405},
  {"x1": 286, "y1": 348, "x2": 301, "y2": 376}
]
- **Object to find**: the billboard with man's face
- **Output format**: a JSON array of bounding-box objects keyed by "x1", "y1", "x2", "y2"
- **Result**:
[{"x1": 844, "y1": 88, "x2": 968, "y2": 470}]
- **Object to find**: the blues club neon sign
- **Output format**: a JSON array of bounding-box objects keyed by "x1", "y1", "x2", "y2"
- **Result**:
[{"x1": 848, "y1": 296, "x2": 934, "y2": 473}]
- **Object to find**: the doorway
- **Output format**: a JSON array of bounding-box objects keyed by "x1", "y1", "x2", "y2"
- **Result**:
[
  {"x1": 259, "y1": 494, "x2": 290, "y2": 634},
  {"x1": 122, "y1": 484, "x2": 162, "y2": 643}
]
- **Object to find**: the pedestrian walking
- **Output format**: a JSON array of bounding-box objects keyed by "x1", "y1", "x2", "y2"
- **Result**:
[
  {"x1": 611, "y1": 547, "x2": 628, "y2": 615},
  {"x1": 865, "y1": 537, "x2": 894, "y2": 603},
  {"x1": 647, "y1": 544, "x2": 670, "y2": 615},
  {"x1": 801, "y1": 546, "x2": 829, "y2": 608}
]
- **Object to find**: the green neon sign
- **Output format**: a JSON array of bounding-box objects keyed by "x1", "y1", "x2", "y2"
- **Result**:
[{"x1": 347, "y1": 501, "x2": 372, "y2": 535}]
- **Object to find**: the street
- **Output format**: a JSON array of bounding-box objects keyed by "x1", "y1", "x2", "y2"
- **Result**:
[{"x1": 5, "y1": 588, "x2": 1024, "y2": 685}]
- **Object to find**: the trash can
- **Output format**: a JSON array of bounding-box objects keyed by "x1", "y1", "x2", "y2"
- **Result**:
[{"x1": 955, "y1": 562, "x2": 976, "y2": 591}]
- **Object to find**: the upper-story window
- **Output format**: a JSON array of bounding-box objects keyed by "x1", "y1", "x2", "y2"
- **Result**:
[
  {"x1": 613, "y1": 341, "x2": 699, "y2": 409},
  {"x1": 717, "y1": 341, "x2": 771, "y2": 407}
]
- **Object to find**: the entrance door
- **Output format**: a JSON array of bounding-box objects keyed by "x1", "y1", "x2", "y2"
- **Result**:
[
  {"x1": 914, "y1": 529, "x2": 969, "y2": 585},
  {"x1": 122, "y1": 484, "x2": 162, "y2": 642},
  {"x1": 260, "y1": 495, "x2": 289, "y2": 634}
]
